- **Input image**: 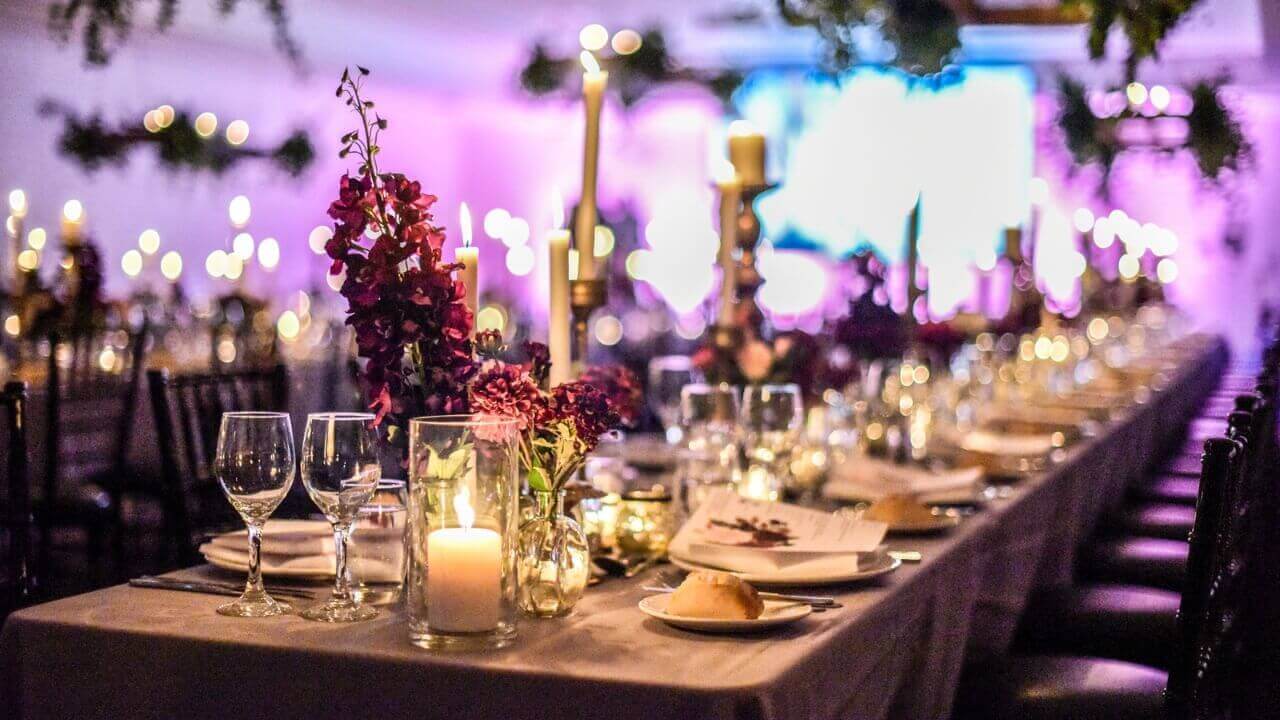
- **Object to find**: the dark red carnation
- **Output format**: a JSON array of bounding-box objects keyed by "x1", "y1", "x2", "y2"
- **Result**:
[{"x1": 579, "y1": 365, "x2": 643, "y2": 428}]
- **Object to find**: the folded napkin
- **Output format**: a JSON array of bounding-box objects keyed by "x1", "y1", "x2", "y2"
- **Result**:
[
  {"x1": 823, "y1": 458, "x2": 982, "y2": 504},
  {"x1": 960, "y1": 430, "x2": 1057, "y2": 457},
  {"x1": 668, "y1": 487, "x2": 886, "y2": 574},
  {"x1": 210, "y1": 519, "x2": 334, "y2": 556},
  {"x1": 204, "y1": 519, "x2": 405, "y2": 582}
]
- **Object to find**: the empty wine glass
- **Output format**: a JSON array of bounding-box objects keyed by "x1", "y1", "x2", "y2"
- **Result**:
[
  {"x1": 300, "y1": 412, "x2": 381, "y2": 622},
  {"x1": 648, "y1": 355, "x2": 699, "y2": 444},
  {"x1": 739, "y1": 384, "x2": 804, "y2": 501},
  {"x1": 678, "y1": 384, "x2": 740, "y2": 513},
  {"x1": 214, "y1": 411, "x2": 297, "y2": 617}
]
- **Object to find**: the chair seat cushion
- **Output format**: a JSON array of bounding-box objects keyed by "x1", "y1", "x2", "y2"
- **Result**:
[
  {"x1": 952, "y1": 655, "x2": 1168, "y2": 720},
  {"x1": 1015, "y1": 584, "x2": 1181, "y2": 669},
  {"x1": 1113, "y1": 503, "x2": 1195, "y2": 541},
  {"x1": 1081, "y1": 537, "x2": 1189, "y2": 591},
  {"x1": 1132, "y1": 476, "x2": 1200, "y2": 506}
]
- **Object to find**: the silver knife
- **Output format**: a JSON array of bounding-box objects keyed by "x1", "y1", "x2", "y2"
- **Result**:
[{"x1": 129, "y1": 576, "x2": 315, "y2": 599}]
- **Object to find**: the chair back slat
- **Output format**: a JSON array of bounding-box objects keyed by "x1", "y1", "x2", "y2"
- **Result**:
[
  {"x1": 1, "y1": 382, "x2": 36, "y2": 616},
  {"x1": 148, "y1": 364, "x2": 289, "y2": 561}
]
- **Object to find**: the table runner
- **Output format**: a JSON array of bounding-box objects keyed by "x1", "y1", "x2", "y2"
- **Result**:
[{"x1": 0, "y1": 337, "x2": 1228, "y2": 720}]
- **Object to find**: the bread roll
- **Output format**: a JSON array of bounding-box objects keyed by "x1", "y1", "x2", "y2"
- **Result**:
[
  {"x1": 864, "y1": 494, "x2": 935, "y2": 524},
  {"x1": 667, "y1": 570, "x2": 764, "y2": 620}
]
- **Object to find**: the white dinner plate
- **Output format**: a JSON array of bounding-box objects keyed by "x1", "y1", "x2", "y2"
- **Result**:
[
  {"x1": 668, "y1": 550, "x2": 901, "y2": 587},
  {"x1": 639, "y1": 594, "x2": 810, "y2": 633},
  {"x1": 200, "y1": 543, "x2": 334, "y2": 579}
]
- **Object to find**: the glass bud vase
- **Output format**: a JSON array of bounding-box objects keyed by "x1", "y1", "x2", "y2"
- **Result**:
[{"x1": 516, "y1": 489, "x2": 589, "y2": 617}]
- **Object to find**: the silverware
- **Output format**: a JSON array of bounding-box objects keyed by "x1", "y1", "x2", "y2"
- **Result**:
[
  {"x1": 641, "y1": 585, "x2": 840, "y2": 610},
  {"x1": 888, "y1": 550, "x2": 922, "y2": 564},
  {"x1": 130, "y1": 576, "x2": 316, "y2": 600}
]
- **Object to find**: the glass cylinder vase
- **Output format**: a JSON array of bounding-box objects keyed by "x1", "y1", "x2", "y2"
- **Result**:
[
  {"x1": 406, "y1": 415, "x2": 520, "y2": 650},
  {"x1": 517, "y1": 489, "x2": 590, "y2": 617}
]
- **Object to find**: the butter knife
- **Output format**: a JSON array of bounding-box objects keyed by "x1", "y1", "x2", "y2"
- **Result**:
[{"x1": 129, "y1": 576, "x2": 315, "y2": 599}]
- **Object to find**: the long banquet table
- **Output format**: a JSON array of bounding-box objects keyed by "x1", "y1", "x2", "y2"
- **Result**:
[{"x1": 0, "y1": 336, "x2": 1228, "y2": 720}]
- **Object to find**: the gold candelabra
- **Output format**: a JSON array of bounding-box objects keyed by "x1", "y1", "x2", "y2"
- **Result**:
[
  {"x1": 570, "y1": 277, "x2": 606, "y2": 375},
  {"x1": 733, "y1": 182, "x2": 776, "y2": 343}
]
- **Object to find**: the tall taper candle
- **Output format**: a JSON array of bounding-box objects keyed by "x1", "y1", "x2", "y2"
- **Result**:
[
  {"x1": 455, "y1": 202, "x2": 479, "y2": 337},
  {"x1": 575, "y1": 51, "x2": 607, "y2": 282},
  {"x1": 716, "y1": 175, "x2": 741, "y2": 324},
  {"x1": 728, "y1": 120, "x2": 767, "y2": 186},
  {"x1": 548, "y1": 228, "x2": 572, "y2": 387}
]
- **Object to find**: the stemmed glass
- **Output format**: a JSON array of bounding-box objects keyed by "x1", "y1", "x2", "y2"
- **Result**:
[
  {"x1": 213, "y1": 411, "x2": 297, "y2": 617},
  {"x1": 678, "y1": 384, "x2": 741, "y2": 514},
  {"x1": 300, "y1": 412, "x2": 382, "y2": 623},
  {"x1": 648, "y1": 355, "x2": 700, "y2": 444},
  {"x1": 739, "y1": 384, "x2": 805, "y2": 501}
]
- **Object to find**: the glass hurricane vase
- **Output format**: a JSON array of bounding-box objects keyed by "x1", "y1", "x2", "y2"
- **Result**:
[{"x1": 516, "y1": 489, "x2": 590, "y2": 618}]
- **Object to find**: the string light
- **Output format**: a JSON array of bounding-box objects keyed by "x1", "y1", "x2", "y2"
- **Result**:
[
  {"x1": 611, "y1": 29, "x2": 642, "y2": 55},
  {"x1": 228, "y1": 195, "x2": 251, "y2": 227},
  {"x1": 579, "y1": 23, "x2": 608, "y2": 51},
  {"x1": 143, "y1": 110, "x2": 161, "y2": 133},
  {"x1": 226, "y1": 120, "x2": 250, "y2": 146},
  {"x1": 206, "y1": 250, "x2": 228, "y2": 278},
  {"x1": 8, "y1": 189, "x2": 27, "y2": 218},
  {"x1": 121, "y1": 249, "x2": 143, "y2": 277},
  {"x1": 195, "y1": 112, "x2": 218, "y2": 137},
  {"x1": 257, "y1": 237, "x2": 280, "y2": 269},
  {"x1": 232, "y1": 232, "x2": 255, "y2": 260},
  {"x1": 138, "y1": 229, "x2": 160, "y2": 254},
  {"x1": 160, "y1": 251, "x2": 182, "y2": 280},
  {"x1": 308, "y1": 225, "x2": 333, "y2": 254},
  {"x1": 1118, "y1": 253, "x2": 1140, "y2": 280},
  {"x1": 155, "y1": 105, "x2": 175, "y2": 128},
  {"x1": 1126, "y1": 82, "x2": 1148, "y2": 106},
  {"x1": 62, "y1": 199, "x2": 84, "y2": 223},
  {"x1": 277, "y1": 310, "x2": 301, "y2": 340},
  {"x1": 223, "y1": 254, "x2": 244, "y2": 280}
]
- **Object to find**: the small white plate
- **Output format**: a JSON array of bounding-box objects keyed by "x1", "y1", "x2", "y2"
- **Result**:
[
  {"x1": 668, "y1": 550, "x2": 901, "y2": 587},
  {"x1": 639, "y1": 594, "x2": 811, "y2": 633}
]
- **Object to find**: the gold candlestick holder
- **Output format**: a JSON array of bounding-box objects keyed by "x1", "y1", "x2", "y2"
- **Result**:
[
  {"x1": 570, "y1": 277, "x2": 607, "y2": 375},
  {"x1": 734, "y1": 182, "x2": 777, "y2": 341}
]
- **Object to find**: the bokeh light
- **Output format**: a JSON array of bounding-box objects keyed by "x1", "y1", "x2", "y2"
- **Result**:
[
  {"x1": 195, "y1": 112, "x2": 218, "y2": 137},
  {"x1": 121, "y1": 249, "x2": 143, "y2": 277},
  {"x1": 138, "y1": 229, "x2": 160, "y2": 254},
  {"x1": 257, "y1": 237, "x2": 280, "y2": 269},
  {"x1": 225, "y1": 120, "x2": 250, "y2": 145},
  {"x1": 27, "y1": 228, "x2": 46, "y2": 250},
  {"x1": 228, "y1": 195, "x2": 251, "y2": 228},
  {"x1": 309, "y1": 225, "x2": 333, "y2": 254},
  {"x1": 232, "y1": 232, "x2": 255, "y2": 260},
  {"x1": 579, "y1": 24, "x2": 608, "y2": 51},
  {"x1": 160, "y1": 251, "x2": 182, "y2": 280}
]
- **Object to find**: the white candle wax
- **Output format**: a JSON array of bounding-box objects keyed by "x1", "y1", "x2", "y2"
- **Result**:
[
  {"x1": 716, "y1": 176, "x2": 741, "y2": 325},
  {"x1": 547, "y1": 229, "x2": 572, "y2": 387},
  {"x1": 727, "y1": 121, "x2": 767, "y2": 186},
  {"x1": 576, "y1": 53, "x2": 607, "y2": 281},
  {"x1": 455, "y1": 245, "x2": 479, "y2": 333},
  {"x1": 426, "y1": 526, "x2": 502, "y2": 633}
]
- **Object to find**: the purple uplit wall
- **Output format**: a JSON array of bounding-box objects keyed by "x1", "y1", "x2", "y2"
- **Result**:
[{"x1": 2, "y1": 9, "x2": 1279, "y2": 354}]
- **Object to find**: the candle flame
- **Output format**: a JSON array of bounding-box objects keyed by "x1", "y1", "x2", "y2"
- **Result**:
[
  {"x1": 579, "y1": 50, "x2": 600, "y2": 75},
  {"x1": 551, "y1": 187, "x2": 565, "y2": 230},
  {"x1": 454, "y1": 486, "x2": 475, "y2": 531},
  {"x1": 727, "y1": 119, "x2": 757, "y2": 137},
  {"x1": 459, "y1": 201, "x2": 473, "y2": 248}
]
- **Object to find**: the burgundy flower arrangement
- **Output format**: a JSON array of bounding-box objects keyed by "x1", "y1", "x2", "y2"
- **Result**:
[
  {"x1": 326, "y1": 67, "x2": 476, "y2": 451},
  {"x1": 469, "y1": 339, "x2": 624, "y2": 496}
]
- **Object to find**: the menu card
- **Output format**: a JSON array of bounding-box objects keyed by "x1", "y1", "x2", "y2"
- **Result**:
[{"x1": 669, "y1": 488, "x2": 887, "y2": 573}]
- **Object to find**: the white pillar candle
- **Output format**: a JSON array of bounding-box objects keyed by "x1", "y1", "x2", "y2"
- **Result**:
[
  {"x1": 548, "y1": 228, "x2": 572, "y2": 387},
  {"x1": 575, "y1": 52, "x2": 607, "y2": 282},
  {"x1": 716, "y1": 175, "x2": 741, "y2": 325},
  {"x1": 727, "y1": 121, "x2": 766, "y2": 187},
  {"x1": 455, "y1": 202, "x2": 479, "y2": 336},
  {"x1": 425, "y1": 526, "x2": 502, "y2": 633}
]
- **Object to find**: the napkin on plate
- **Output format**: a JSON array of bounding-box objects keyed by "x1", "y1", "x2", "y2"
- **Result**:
[
  {"x1": 668, "y1": 487, "x2": 886, "y2": 574},
  {"x1": 960, "y1": 429, "x2": 1057, "y2": 457},
  {"x1": 823, "y1": 457, "x2": 983, "y2": 504},
  {"x1": 202, "y1": 519, "x2": 404, "y2": 582}
]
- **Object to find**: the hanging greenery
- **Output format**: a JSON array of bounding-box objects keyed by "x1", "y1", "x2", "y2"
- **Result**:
[
  {"x1": 47, "y1": 0, "x2": 302, "y2": 68},
  {"x1": 519, "y1": 29, "x2": 742, "y2": 107},
  {"x1": 1056, "y1": 74, "x2": 1250, "y2": 194},
  {"x1": 1063, "y1": 0, "x2": 1205, "y2": 82},
  {"x1": 39, "y1": 100, "x2": 315, "y2": 176},
  {"x1": 775, "y1": 0, "x2": 961, "y2": 76}
]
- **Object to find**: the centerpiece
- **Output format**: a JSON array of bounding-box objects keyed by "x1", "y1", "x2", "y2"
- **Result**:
[{"x1": 323, "y1": 67, "x2": 633, "y2": 626}]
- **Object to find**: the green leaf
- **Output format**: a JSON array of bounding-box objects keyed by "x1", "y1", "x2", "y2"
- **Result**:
[{"x1": 527, "y1": 465, "x2": 550, "y2": 493}]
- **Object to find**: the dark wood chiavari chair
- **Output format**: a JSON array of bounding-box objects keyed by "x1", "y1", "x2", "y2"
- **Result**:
[
  {"x1": 36, "y1": 325, "x2": 148, "y2": 576},
  {"x1": 147, "y1": 363, "x2": 289, "y2": 564},
  {"x1": 1, "y1": 382, "x2": 36, "y2": 618}
]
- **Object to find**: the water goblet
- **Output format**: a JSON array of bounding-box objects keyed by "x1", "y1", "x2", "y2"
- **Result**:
[
  {"x1": 648, "y1": 355, "x2": 699, "y2": 444},
  {"x1": 213, "y1": 411, "x2": 297, "y2": 618},
  {"x1": 739, "y1": 384, "x2": 804, "y2": 501},
  {"x1": 300, "y1": 412, "x2": 382, "y2": 622}
]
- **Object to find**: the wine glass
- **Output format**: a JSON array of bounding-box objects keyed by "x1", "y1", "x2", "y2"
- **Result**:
[
  {"x1": 213, "y1": 411, "x2": 297, "y2": 617},
  {"x1": 648, "y1": 355, "x2": 699, "y2": 444},
  {"x1": 300, "y1": 412, "x2": 381, "y2": 623},
  {"x1": 677, "y1": 384, "x2": 740, "y2": 513},
  {"x1": 739, "y1": 384, "x2": 804, "y2": 501}
]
